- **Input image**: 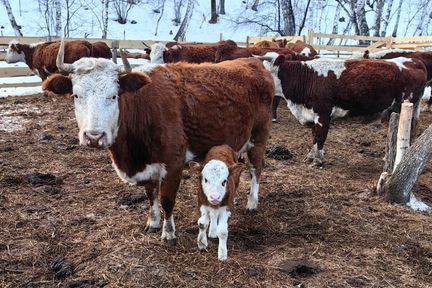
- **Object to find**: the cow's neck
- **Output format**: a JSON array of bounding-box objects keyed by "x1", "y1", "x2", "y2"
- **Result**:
[
  {"x1": 108, "y1": 95, "x2": 153, "y2": 177},
  {"x1": 19, "y1": 44, "x2": 34, "y2": 70},
  {"x1": 279, "y1": 62, "x2": 311, "y2": 104}
]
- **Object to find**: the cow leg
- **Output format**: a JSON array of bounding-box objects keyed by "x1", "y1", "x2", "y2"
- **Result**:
[
  {"x1": 160, "y1": 167, "x2": 182, "y2": 246},
  {"x1": 307, "y1": 114, "x2": 330, "y2": 166},
  {"x1": 246, "y1": 126, "x2": 269, "y2": 210},
  {"x1": 208, "y1": 208, "x2": 218, "y2": 238},
  {"x1": 217, "y1": 206, "x2": 231, "y2": 261},
  {"x1": 272, "y1": 96, "x2": 282, "y2": 122},
  {"x1": 144, "y1": 182, "x2": 161, "y2": 233},
  {"x1": 197, "y1": 206, "x2": 209, "y2": 250}
]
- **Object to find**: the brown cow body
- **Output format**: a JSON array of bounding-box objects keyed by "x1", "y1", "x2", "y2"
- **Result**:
[
  {"x1": 264, "y1": 55, "x2": 427, "y2": 165},
  {"x1": 43, "y1": 55, "x2": 274, "y2": 244},
  {"x1": 90, "y1": 41, "x2": 112, "y2": 59},
  {"x1": 5, "y1": 40, "x2": 111, "y2": 80}
]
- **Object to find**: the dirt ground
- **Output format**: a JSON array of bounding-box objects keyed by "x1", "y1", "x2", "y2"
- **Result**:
[{"x1": 1, "y1": 94, "x2": 432, "y2": 288}]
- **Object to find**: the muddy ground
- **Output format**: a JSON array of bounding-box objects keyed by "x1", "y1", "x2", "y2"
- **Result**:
[{"x1": 1, "y1": 94, "x2": 431, "y2": 288}]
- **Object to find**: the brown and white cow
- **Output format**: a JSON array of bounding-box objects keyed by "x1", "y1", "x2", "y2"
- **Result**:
[
  {"x1": 360, "y1": 49, "x2": 432, "y2": 111},
  {"x1": 286, "y1": 40, "x2": 318, "y2": 58},
  {"x1": 42, "y1": 40, "x2": 274, "y2": 245},
  {"x1": 261, "y1": 53, "x2": 427, "y2": 165},
  {"x1": 149, "y1": 40, "x2": 237, "y2": 64},
  {"x1": 189, "y1": 145, "x2": 243, "y2": 261},
  {"x1": 5, "y1": 40, "x2": 111, "y2": 80}
]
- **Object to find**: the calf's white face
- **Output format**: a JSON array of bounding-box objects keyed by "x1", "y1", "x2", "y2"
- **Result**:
[
  {"x1": 201, "y1": 160, "x2": 229, "y2": 205},
  {"x1": 5, "y1": 41, "x2": 25, "y2": 63},
  {"x1": 71, "y1": 58, "x2": 121, "y2": 148}
]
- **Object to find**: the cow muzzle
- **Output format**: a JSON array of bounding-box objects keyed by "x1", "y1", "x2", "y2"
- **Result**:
[
  {"x1": 208, "y1": 193, "x2": 222, "y2": 205},
  {"x1": 83, "y1": 131, "x2": 107, "y2": 148}
]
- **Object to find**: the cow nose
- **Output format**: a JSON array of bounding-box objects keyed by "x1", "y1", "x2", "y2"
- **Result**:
[
  {"x1": 208, "y1": 193, "x2": 221, "y2": 204},
  {"x1": 83, "y1": 131, "x2": 106, "y2": 148}
]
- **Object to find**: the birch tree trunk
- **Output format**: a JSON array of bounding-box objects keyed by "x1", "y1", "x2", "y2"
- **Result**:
[
  {"x1": 1, "y1": 0, "x2": 23, "y2": 36},
  {"x1": 381, "y1": 0, "x2": 394, "y2": 36},
  {"x1": 281, "y1": 0, "x2": 296, "y2": 35},
  {"x1": 355, "y1": 0, "x2": 370, "y2": 36},
  {"x1": 391, "y1": 0, "x2": 403, "y2": 37},
  {"x1": 102, "y1": 0, "x2": 109, "y2": 39},
  {"x1": 54, "y1": 0, "x2": 61, "y2": 37},
  {"x1": 327, "y1": 3, "x2": 341, "y2": 45},
  {"x1": 174, "y1": 0, "x2": 194, "y2": 41},
  {"x1": 209, "y1": 0, "x2": 217, "y2": 24},
  {"x1": 219, "y1": 0, "x2": 225, "y2": 15},
  {"x1": 251, "y1": 0, "x2": 259, "y2": 11},
  {"x1": 373, "y1": 0, "x2": 385, "y2": 36},
  {"x1": 298, "y1": 0, "x2": 312, "y2": 36}
]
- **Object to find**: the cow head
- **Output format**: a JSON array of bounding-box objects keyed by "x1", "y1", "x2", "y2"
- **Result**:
[
  {"x1": 190, "y1": 160, "x2": 243, "y2": 206},
  {"x1": 42, "y1": 40, "x2": 151, "y2": 149},
  {"x1": 150, "y1": 43, "x2": 167, "y2": 64},
  {"x1": 5, "y1": 40, "x2": 25, "y2": 63}
]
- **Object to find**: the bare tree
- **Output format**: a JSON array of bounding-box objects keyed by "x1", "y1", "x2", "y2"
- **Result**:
[
  {"x1": 112, "y1": 0, "x2": 141, "y2": 24},
  {"x1": 102, "y1": 0, "x2": 110, "y2": 38},
  {"x1": 64, "y1": 0, "x2": 85, "y2": 38},
  {"x1": 174, "y1": 0, "x2": 194, "y2": 41},
  {"x1": 251, "y1": 0, "x2": 259, "y2": 11},
  {"x1": 297, "y1": 0, "x2": 312, "y2": 35},
  {"x1": 172, "y1": 0, "x2": 184, "y2": 26},
  {"x1": 155, "y1": 0, "x2": 166, "y2": 36},
  {"x1": 372, "y1": 0, "x2": 385, "y2": 36},
  {"x1": 54, "y1": 0, "x2": 61, "y2": 36},
  {"x1": 85, "y1": 0, "x2": 111, "y2": 38},
  {"x1": 209, "y1": 0, "x2": 217, "y2": 24},
  {"x1": 1, "y1": 0, "x2": 23, "y2": 36},
  {"x1": 219, "y1": 0, "x2": 225, "y2": 15},
  {"x1": 281, "y1": 0, "x2": 295, "y2": 35},
  {"x1": 328, "y1": 3, "x2": 342, "y2": 45},
  {"x1": 380, "y1": 0, "x2": 394, "y2": 36},
  {"x1": 391, "y1": 0, "x2": 403, "y2": 36}
]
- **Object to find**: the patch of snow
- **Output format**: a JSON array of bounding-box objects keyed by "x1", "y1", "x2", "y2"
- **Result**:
[
  {"x1": 407, "y1": 194, "x2": 431, "y2": 212},
  {"x1": 0, "y1": 105, "x2": 40, "y2": 132},
  {"x1": 0, "y1": 86, "x2": 42, "y2": 98},
  {"x1": 384, "y1": 57, "x2": 411, "y2": 71},
  {"x1": 0, "y1": 75, "x2": 41, "y2": 84},
  {"x1": 0, "y1": 62, "x2": 29, "y2": 68},
  {"x1": 303, "y1": 58, "x2": 346, "y2": 79}
]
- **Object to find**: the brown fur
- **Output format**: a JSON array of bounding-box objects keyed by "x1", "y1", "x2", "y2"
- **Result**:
[
  {"x1": 163, "y1": 40, "x2": 237, "y2": 63},
  {"x1": 274, "y1": 56, "x2": 427, "y2": 156},
  {"x1": 286, "y1": 40, "x2": 318, "y2": 57},
  {"x1": 253, "y1": 40, "x2": 280, "y2": 49},
  {"x1": 90, "y1": 41, "x2": 112, "y2": 58},
  {"x1": 12, "y1": 40, "x2": 93, "y2": 80},
  {"x1": 193, "y1": 145, "x2": 243, "y2": 209}
]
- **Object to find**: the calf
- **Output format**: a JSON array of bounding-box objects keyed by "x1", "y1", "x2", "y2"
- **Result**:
[
  {"x1": 286, "y1": 40, "x2": 318, "y2": 57},
  {"x1": 5, "y1": 40, "x2": 102, "y2": 80},
  {"x1": 42, "y1": 40, "x2": 274, "y2": 245},
  {"x1": 253, "y1": 40, "x2": 280, "y2": 49},
  {"x1": 261, "y1": 53, "x2": 427, "y2": 165},
  {"x1": 189, "y1": 145, "x2": 243, "y2": 261}
]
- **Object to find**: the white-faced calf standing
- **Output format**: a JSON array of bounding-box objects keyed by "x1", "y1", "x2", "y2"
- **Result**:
[{"x1": 189, "y1": 145, "x2": 243, "y2": 261}]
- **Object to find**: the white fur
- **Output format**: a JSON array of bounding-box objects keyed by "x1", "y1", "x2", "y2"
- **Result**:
[
  {"x1": 132, "y1": 62, "x2": 164, "y2": 73},
  {"x1": 238, "y1": 139, "x2": 253, "y2": 159},
  {"x1": 161, "y1": 215, "x2": 176, "y2": 241},
  {"x1": 331, "y1": 106, "x2": 349, "y2": 118},
  {"x1": 384, "y1": 57, "x2": 411, "y2": 71},
  {"x1": 68, "y1": 58, "x2": 121, "y2": 147},
  {"x1": 246, "y1": 168, "x2": 259, "y2": 210},
  {"x1": 112, "y1": 162, "x2": 167, "y2": 185},
  {"x1": 185, "y1": 149, "x2": 196, "y2": 162},
  {"x1": 5, "y1": 40, "x2": 25, "y2": 63},
  {"x1": 300, "y1": 47, "x2": 311, "y2": 57},
  {"x1": 147, "y1": 195, "x2": 161, "y2": 229},
  {"x1": 150, "y1": 43, "x2": 166, "y2": 64},
  {"x1": 303, "y1": 58, "x2": 346, "y2": 79},
  {"x1": 262, "y1": 53, "x2": 283, "y2": 96},
  {"x1": 201, "y1": 160, "x2": 229, "y2": 205},
  {"x1": 29, "y1": 41, "x2": 46, "y2": 48},
  {"x1": 197, "y1": 205, "x2": 231, "y2": 261},
  {"x1": 367, "y1": 48, "x2": 411, "y2": 59}
]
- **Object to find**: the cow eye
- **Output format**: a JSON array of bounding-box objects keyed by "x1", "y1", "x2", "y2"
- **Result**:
[
  {"x1": 112, "y1": 95, "x2": 118, "y2": 100},
  {"x1": 222, "y1": 180, "x2": 227, "y2": 187},
  {"x1": 204, "y1": 178, "x2": 208, "y2": 183},
  {"x1": 72, "y1": 94, "x2": 78, "y2": 99}
]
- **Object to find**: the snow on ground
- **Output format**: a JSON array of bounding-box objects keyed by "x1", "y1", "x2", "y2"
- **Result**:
[
  {"x1": 0, "y1": 75, "x2": 40, "y2": 85},
  {"x1": 0, "y1": 105, "x2": 40, "y2": 132},
  {"x1": 0, "y1": 86, "x2": 42, "y2": 98}
]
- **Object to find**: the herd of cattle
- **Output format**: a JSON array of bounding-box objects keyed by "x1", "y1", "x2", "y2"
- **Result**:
[{"x1": 4, "y1": 37, "x2": 432, "y2": 261}]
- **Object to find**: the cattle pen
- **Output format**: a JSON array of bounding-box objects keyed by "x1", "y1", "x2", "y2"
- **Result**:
[{"x1": 1, "y1": 32, "x2": 432, "y2": 287}]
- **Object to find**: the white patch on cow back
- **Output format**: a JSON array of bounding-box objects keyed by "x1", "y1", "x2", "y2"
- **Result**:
[
  {"x1": 29, "y1": 41, "x2": 46, "y2": 48},
  {"x1": 132, "y1": 62, "x2": 164, "y2": 73},
  {"x1": 201, "y1": 160, "x2": 229, "y2": 205},
  {"x1": 384, "y1": 57, "x2": 411, "y2": 71},
  {"x1": 367, "y1": 48, "x2": 411, "y2": 59},
  {"x1": 300, "y1": 47, "x2": 311, "y2": 57},
  {"x1": 112, "y1": 162, "x2": 167, "y2": 185},
  {"x1": 303, "y1": 58, "x2": 346, "y2": 79},
  {"x1": 150, "y1": 43, "x2": 166, "y2": 64}
]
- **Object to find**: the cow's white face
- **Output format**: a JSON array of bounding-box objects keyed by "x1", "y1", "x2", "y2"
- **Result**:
[
  {"x1": 70, "y1": 58, "x2": 121, "y2": 148},
  {"x1": 150, "y1": 43, "x2": 166, "y2": 64},
  {"x1": 5, "y1": 41, "x2": 25, "y2": 63},
  {"x1": 201, "y1": 160, "x2": 229, "y2": 205}
]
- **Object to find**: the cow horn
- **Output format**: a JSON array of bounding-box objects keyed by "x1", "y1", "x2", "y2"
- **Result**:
[
  {"x1": 119, "y1": 49, "x2": 132, "y2": 73},
  {"x1": 253, "y1": 55, "x2": 274, "y2": 62},
  {"x1": 56, "y1": 38, "x2": 74, "y2": 73},
  {"x1": 141, "y1": 41, "x2": 150, "y2": 48}
]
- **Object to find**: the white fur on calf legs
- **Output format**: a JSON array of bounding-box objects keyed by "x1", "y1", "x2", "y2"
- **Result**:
[
  {"x1": 145, "y1": 197, "x2": 161, "y2": 232},
  {"x1": 306, "y1": 143, "x2": 325, "y2": 166},
  {"x1": 161, "y1": 215, "x2": 176, "y2": 244},
  {"x1": 246, "y1": 167, "x2": 259, "y2": 210},
  {"x1": 197, "y1": 206, "x2": 210, "y2": 250},
  {"x1": 217, "y1": 206, "x2": 231, "y2": 261},
  {"x1": 208, "y1": 208, "x2": 219, "y2": 238}
]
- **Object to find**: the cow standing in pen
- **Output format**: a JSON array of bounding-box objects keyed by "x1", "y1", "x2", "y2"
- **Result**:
[
  {"x1": 42, "y1": 40, "x2": 274, "y2": 245},
  {"x1": 260, "y1": 53, "x2": 427, "y2": 166},
  {"x1": 189, "y1": 145, "x2": 243, "y2": 261}
]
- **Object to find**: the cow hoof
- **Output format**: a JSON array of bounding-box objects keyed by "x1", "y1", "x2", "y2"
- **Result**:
[
  {"x1": 310, "y1": 159, "x2": 324, "y2": 167},
  {"x1": 163, "y1": 238, "x2": 177, "y2": 246},
  {"x1": 144, "y1": 226, "x2": 161, "y2": 233}
]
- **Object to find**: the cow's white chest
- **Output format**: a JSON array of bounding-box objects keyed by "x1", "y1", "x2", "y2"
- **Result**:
[
  {"x1": 286, "y1": 99, "x2": 349, "y2": 125},
  {"x1": 112, "y1": 162, "x2": 167, "y2": 185}
]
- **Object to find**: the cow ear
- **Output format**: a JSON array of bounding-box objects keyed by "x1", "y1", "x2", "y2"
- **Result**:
[
  {"x1": 119, "y1": 72, "x2": 151, "y2": 92},
  {"x1": 229, "y1": 163, "x2": 243, "y2": 181},
  {"x1": 189, "y1": 161, "x2": 203, "y2": 174},
  {"x1": 42, "y1": 74, "x2": 73, "y2": 95},
  {"x1": 274, "y1": 55, "x2": 285, "y2": 66}
]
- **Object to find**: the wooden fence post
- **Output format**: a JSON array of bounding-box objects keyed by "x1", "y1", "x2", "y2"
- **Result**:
[
  {"x1": 307, "y1": 30, "x2": 313, "y2": 45},
  {"x1": 246, "y1": 36, "x2": 250, "y2": 48},
  {"x1": 219, "y1": 33, "x2": 223, "y2": 41},
  {"x1": 394, "y1": 101, "x2": 413, "y2": 170},
  {"x1": 111, "y1": 40, "x2": 119, "y2": 64}
]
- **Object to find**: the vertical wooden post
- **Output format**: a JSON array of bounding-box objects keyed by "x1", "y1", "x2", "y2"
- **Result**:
[
  {"x1": 394, "y1": 101, "x2": 413, "y2": 170},
  {"x1": 246, "y1": 36, "x2": 250, "y2": 48},
  {"x1": 219, "y1": 33, "x2": 223, "y2": 41},
  {"x1": 111, "y1": 40, "x2": 119, "y2": 64},
  {"x1": 308, "y1": 30, "x2": 313, "y2": 45},
  {"x1": 385, "y1": 36, "x2": 393, "y2": 49}
]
